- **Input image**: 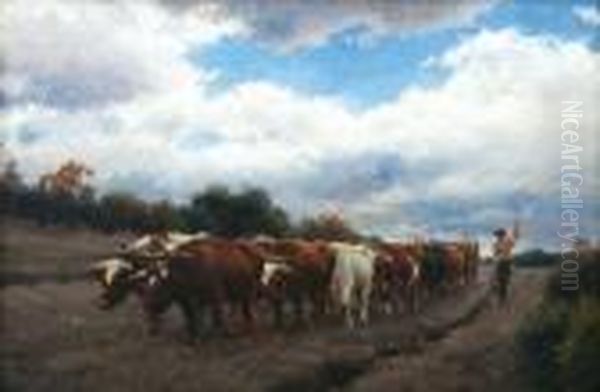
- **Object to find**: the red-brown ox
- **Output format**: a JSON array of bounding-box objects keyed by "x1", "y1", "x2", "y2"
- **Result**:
[
  {"x1": 440, "y1": 241, "x2": 479, "y2": 287},
  {"x1": 257, "y1": 239, "x2": 335, "y2": 327},
  {"x1": 441, "y1": 243, "x2": 466, "y2": 288},
  {"x1": 463, "y1": 241, "x2": 480, "y2": 284},
  {"x1": 418, "y1": 241, "x2": 473, "y2": 294},
  {"x1": 93, "y1": 238, "x2": 266, "y2": 341},
  {"x1": 374, "y1": 242, "x2": 422, "y2": 314}
]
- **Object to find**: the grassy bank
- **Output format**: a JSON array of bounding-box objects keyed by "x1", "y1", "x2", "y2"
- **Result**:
[{"x1": 517, "y1": 250, "x2": 600, "y2": 392}]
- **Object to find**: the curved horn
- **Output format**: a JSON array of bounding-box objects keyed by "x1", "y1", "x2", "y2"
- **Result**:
[{"x1": 118, "y1": 251, "x2": 169, "y2": 261}]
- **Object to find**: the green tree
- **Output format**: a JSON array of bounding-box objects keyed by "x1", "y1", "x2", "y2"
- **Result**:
[
  {"x1": 148, "y1": 200, "x2": 187, "y2": 232},
  {"x1": 183, "y1": 185, "x2": 290, "y2": 237},
  {"x1": 0, "y1": 159, "x2": 24, "y2": 216},
  {"x1": 97, "y1": 192, "x2": 149, "y2": 232}
]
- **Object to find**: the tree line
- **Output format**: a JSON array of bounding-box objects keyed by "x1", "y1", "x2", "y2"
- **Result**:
[{"x1": 0, "y1": 159, "x2": 358, "y2": 240}]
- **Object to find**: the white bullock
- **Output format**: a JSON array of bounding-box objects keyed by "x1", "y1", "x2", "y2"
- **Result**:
[
  {"x1": 120, "y1": 231, "x2": 208, "y2": 255},
  {"x1": 329, "y1": 242, "x2": 377, "y2": 328},
  {"x1": 89, "y1": 257, "x2": 132, "y2": 287},
  {"x1": 94, "y1": 231, "x2": 208, "y2": 290}
]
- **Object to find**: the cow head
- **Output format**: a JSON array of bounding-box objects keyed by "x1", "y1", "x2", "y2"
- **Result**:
[
  {"x1": 260, "y1": 261, "x2": 293, "y2": 292},
  {"x1": 114, "y1": 234, "x2": 171, "y2": 285},
  {"x1": 89, "y1": 258, "x2": 152, "y2": 310},
  {"x1": 373, "y1": 251, "x2": 394, "y2": 299},
  {"x1": 118, "y1": 234, "x2": 169, "y2": 260}
]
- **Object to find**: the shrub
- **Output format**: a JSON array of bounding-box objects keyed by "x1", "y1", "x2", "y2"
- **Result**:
[
  {"x1": 514, "y1": 249, "x2": 559, "y2": 267},
  {"x1": 546, "y1": 253, "x2": 600, "y2": 303},
  {"x1": 519, "y1": 254, "x2": 600, "y2": 391},
  {"x1": 557, "y1": 298, "x2": 600, "y2": 392},
  {"x1": 517, "y1": 300, "x2": 570, "y2": 392}
]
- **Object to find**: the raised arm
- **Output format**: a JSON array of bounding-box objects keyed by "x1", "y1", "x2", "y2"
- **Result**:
[{"x1": 511, "y1": 220, "x2": 520, "y2": 241}]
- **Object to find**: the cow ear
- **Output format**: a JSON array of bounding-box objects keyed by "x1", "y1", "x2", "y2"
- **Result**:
[
  {"x1": 280, "y1": 264, "x2": 294, "y2": 275},
  {"x1": 87, "y1": 265, "x2": 103, "y2": 282},
  {"x1": 116, "y1": 240, "x2": 128, "y2": 253},
  {"x1": 130, "y1": 269, "x2": 148, "y2": 281},
  {"x1": 158, "y1": 266, "x2": 169, "y2": 279}
]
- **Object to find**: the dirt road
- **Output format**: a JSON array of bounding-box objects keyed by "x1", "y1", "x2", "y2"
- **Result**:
[{"x1": 346, "y1": 268, "x2": 548, "y2": 392}]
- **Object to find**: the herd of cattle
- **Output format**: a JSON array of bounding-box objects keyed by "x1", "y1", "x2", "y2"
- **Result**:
[{"x1": 90, "y1": 232, "x2": 480, "y2": 341}]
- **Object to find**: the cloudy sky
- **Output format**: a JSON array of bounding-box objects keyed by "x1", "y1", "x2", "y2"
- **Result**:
[{"x1": 1, "y1": 0, "x2": 598, "y2": 250}]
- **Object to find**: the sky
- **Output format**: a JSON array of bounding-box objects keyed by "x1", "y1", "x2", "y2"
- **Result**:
[{"x1": 1, "y1": 0, "x2": 598, "y2": 252}]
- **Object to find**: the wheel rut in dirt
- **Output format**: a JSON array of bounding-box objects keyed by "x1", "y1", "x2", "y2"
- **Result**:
[{"x1": 267, "y1": 277, "x2": 493, "y2": 392}]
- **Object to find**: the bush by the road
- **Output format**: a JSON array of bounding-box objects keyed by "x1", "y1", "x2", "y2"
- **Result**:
[
  {"x1": 557, "y1": 297, "x2": 600, "y2": 392},
  {"x1": 518, "y1": 253, "x2": 600, "y2": 392},
  {"x1": 514, "y1": 249, "x2": 559, "y2": 267},
  {"x1": 545, "y1": 251, "x2": 600, "y2": 303},
  {"x1": 517, "y1": 301, "x2": 569, "y2": 392}
]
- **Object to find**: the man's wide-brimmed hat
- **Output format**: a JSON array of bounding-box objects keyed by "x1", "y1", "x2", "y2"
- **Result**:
[{"x1": 493, "y1": 228, "x2": 507, "y2": 237}]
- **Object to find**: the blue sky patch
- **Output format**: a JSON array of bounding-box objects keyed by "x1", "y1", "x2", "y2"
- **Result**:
[
  {"x1": 193, "y1": 0, "x2": 597, "y2": 109},
  {"x1": 195, "y1": 28, "x2": 464, "y2": 108}
]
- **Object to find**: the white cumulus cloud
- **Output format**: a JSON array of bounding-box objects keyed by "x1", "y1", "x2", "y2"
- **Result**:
[
  {"x1": 156, "y1": 0, "x2": 496, "y2": 50},
  {"x1": 2, "y1": 23, "x2": 598, "y2": 246},
  {"x1": 0, "y1": 0, "x2": 242, "y2": 109},
  {"x1": 573, "y1": 5, "x2": 600, "y2": 27}
]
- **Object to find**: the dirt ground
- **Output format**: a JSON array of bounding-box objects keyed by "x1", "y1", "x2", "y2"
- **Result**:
[
  {"x1": 1, "y1": 221, "x2": 548, "y2": 391},
  {"x1": 346, "y1": 269, "x2": 547, "y2": 392}
]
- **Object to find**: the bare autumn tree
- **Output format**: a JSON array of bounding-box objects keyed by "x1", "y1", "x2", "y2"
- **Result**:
[
  {"x1": 38, "y1": 160, "x2": 94, "y2": 197},
  {"x1": 34, "y1": 160, "x2": 94, "y2": 226}
]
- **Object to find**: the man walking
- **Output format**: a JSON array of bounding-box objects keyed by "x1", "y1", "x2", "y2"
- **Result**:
[{"x1": 492, "y1": 221, "x2": 519, "y2": 304}]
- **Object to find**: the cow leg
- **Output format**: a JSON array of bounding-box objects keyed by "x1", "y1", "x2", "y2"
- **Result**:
[
  {"x1": 359, "y1": 284, "x2": 371, "y2": 327},
  {"x1": 210, "y1": 303, "x2": 226, "y2": 334},
  {"x1": 402, "y1": 285, "x2": 412, "y2": 314},
  {"x1": 340, "y1": 284, "x2": 354, "y2": 329},
  {"x1": 272, "y1": 297, "x2": 284, "y2": 329},
  {"x1": 377, "y1": 281, "x2": 393, "y2": 316},
  {"x1": 409, "y1": 284, "x2": 420, "y2": 314},
  {"x1": 311, "y1": 290, "x2": 327, "y2": 322},
  {"x1": 241, "y1": 299, "x2": 255, "y2": 331},
  {"x1": 407, "y1": 285, "x2": 416, "y2": 314},
  {"x1": 465, "y1": 261, "x2": 472, "y2": 285},
  {"x1": 394, "y1": 287, "x2": 404, "y2": 315},
  {"x1": 142, "y1": 289, "x2": 173, "y2": 337},
  {"x1": 178, "y1": 298, "x2": 198, "y2": 343},
  {"x1": 383, "y1": 301, "x2": 394, "y2": 316},
  {"x1": 292, "y1": 294, "x2": 304, "y2": 326},
  {"x1": 146, "y1": 312, "x2": 162, "y2": 336},
  {"x1": 345, "y1": 305, "x2": 355, "y2": 329}
]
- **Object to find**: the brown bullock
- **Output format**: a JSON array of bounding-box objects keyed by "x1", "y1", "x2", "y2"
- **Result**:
[
  {"x1": 463, "y1": 241, "x2": 480, "y2": 284},
  {"x1": 438, "y1": 241, "x2": 480, "y2": 287},
  {"x1": 441, "y1": 243, "x2": 466, "y2": 287},
  {"x1": 374, "y1": 243, "x2": 421, "y2": 314},
  {"x1": 257, "y1": 239, "x2": 335, "y2": 327},
  {"x1": 418, "y1": 241, "x2": 475, "y2": 297},
  {"x1": 101, "y1": 238, "x2": 266, "y2": 341}
]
